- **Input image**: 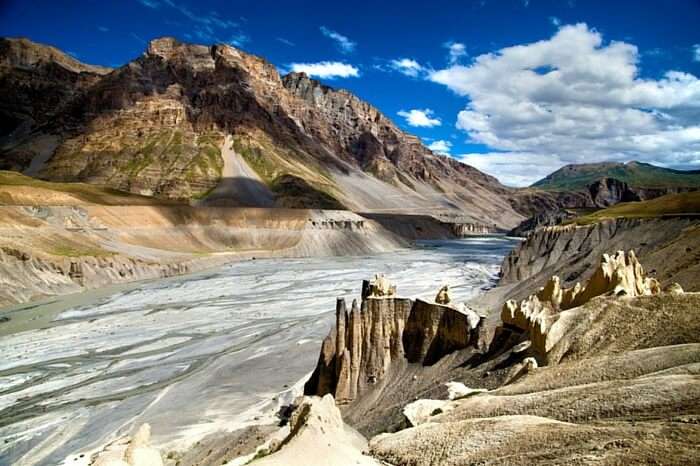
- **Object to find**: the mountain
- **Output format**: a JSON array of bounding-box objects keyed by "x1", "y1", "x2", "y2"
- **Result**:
[
  {"x1": 0, "y1": 37, "x2": 526, "y2": 229},
  {"x1": 532, "y1": 161, "x2": 700, "y2": 191}
]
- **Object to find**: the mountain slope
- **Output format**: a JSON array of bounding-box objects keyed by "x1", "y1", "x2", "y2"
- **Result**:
[
  {"x1": 532, "y1": 161, "x2": 700, "y2": 191},
  {"x1": 0, "y1": 37, "x2": 525, "y2": 228}
]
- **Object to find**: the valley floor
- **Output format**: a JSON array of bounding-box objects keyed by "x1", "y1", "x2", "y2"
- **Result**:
[{"x1": 0, "y1": 238, "x2": 516, "y2": 466}]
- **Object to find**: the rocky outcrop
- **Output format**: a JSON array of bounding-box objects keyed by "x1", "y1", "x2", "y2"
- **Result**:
[
  {"x1": 500, "y1": 250, "x2": 672, "y2": 362},
  {"x1": 507, "y1": 210, "x2": 576, "y2": 237},
  {"x1": 250, "y1": 395, "x2": 380, "y2": 466},
  {"x1": 449, "y1": 222, "x2": 494, "y2": 236},
  {"x1": 368, "y1": 292, "x2": 700, "y2": 466},
  {"x1": 499, "y1": 217, "x2": 700, "y2": 295},
  {"x1": 304, "y1": 280, "x2": 482, "y2": 404},
  {"x1": 508, "y1": 175, "x2": 699, "y2": 237},
  {"x1": 587, "y1": 177, "x2": 639, "y2": 207}
]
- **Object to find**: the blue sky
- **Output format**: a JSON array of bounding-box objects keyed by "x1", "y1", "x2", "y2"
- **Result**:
[{"x1": 1, "y1": 0, "x2": 699, "y2": 186}]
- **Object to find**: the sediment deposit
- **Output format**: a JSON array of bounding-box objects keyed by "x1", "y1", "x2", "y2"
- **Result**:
[{"x1": 0, "y1": 206, "x2": 407, "y2": 307}]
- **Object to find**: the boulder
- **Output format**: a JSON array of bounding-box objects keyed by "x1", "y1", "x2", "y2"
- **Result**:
[
  {"x1": 435, "y1": 284, "x2": 451, "y2": 304},
  {"x1": 664, "y1": 282, "x2": 684, "y2": 295},
  {"x1": 445, "y1": 382, "x2": 487, "y2": 400},
  {"x1": 402, "y1": 399, "x2": 452, "y2": 427}
]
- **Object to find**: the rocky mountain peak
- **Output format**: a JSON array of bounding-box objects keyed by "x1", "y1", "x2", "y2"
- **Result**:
[
  {"x1": 0, "y1": 36, "x2": 530, "y2": 227},
  {"x1": 145, "y1": 36, "x2": 214, "y2": 71},
  {"x1": 146, "y1": 36, "x2": 180, "y2": 57},
  {"x1": 0, "y1": 37, "x2": 111, "y2": 75}
]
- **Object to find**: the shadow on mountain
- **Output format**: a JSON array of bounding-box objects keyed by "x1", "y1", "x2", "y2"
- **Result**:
[{"x1": 198, "y1": 176, "x2": 275, "y2": 207}]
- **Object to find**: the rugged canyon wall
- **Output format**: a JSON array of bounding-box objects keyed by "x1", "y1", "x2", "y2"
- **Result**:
[
  {"x1": 500, "y1": 250, "x2": 680, "y2": 363},
  {"x1": 0, "y1": 206, "x2": 408, "y2": 307},
  {"x1": 498, "y1": 217, "x2": 700, "y2": 304},
  {"x1": 304, "y1": 282, "x2": 482, "y2": 405}
]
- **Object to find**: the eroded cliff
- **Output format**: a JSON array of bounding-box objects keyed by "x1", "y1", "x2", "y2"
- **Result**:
[{"x1": 0, "y1": 206, "x2": 408, "y2": 307}]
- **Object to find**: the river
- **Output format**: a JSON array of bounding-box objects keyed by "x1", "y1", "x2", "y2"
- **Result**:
[{"x1": 0, "y1": 237, "x2": 518, "y2": 465}]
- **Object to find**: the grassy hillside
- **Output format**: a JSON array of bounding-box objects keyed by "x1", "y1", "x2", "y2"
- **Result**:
[
  {"x1": 532, "y1": 161, "x2": 700, "y2": 191},
  {"x1": 572, "y1": 191, "x2": 700, "y2": 224},
  {"x1": 0, "y1": 170, "x2": 178, "y2": 206}
]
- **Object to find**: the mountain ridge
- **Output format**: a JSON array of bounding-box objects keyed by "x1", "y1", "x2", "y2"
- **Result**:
[
  {"x1": 532, "y1": 160, "x2": 700, "y2": 191},
  {"x1": 0, "y1": 36, "x2": 526, "y2": 228}
]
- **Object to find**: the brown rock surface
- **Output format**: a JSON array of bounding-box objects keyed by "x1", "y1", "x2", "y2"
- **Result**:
[
  {"x1": 0, "y1": 37, "x2": 534, "y2": 228},
  {"x1": 304, "y1": 286, "x2": 482, "y2": 404}
]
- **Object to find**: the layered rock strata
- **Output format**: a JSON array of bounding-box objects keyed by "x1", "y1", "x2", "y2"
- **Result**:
[
  {"x1": 499, "y1": 217, "x2": 700, "y2": 296},
  {"x1": 0, "y1": 206, "x2": 408, "y2": 307},
  {"x1": 304, "y1": 281, "x2": 482, "y2": 404},
  {"x1": 0, "y1": 37, "x2": 528, "y2": 227}
]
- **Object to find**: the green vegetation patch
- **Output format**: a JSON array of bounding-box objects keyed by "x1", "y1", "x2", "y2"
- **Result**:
[
  {"x1": 533, "y1": 162, "x2": 700, "y2": 191},
  {"x1": 571, "y1": 191, "x2": 700, "y2": 225},
  {"x1": 0, "y1": 170, "x2": 172, "y2": 205}
]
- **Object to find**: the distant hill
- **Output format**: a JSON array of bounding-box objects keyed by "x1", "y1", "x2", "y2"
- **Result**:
[
  {"x1": 532, "y1": 161, "x2": 700, "y2": 191},
  {"x1": 571, "y1": 190, "x2": 700, "y2": 225}
]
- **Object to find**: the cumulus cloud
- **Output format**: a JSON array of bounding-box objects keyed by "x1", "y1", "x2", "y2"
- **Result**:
[
  {"x1": 389, "y1": 58, "x2": 425, "y2": 77},
  {"x1": 320, "y1": 26, "x2": 356, "y2": 53},
  {"x1": 444, "y1": 41, "x2": 467, "y2": 64},
  {"x1": 289, "y1": 61, "x2": 359, "y2": 79},
  {"x1": 429, "y1": 23, "x2": 700, "y2": 185},
  {"x1": 398, "y1": 109, "x2": 442, "y2": 127},
  {"x1": 693, "y1": 44, "x2": 700, "y2": 62},
  {"x1": 428, "y1": 139, "x2": 453, "y2": 154},
  {"x1": 549, "y1": 16, "x2": 561, "y2": 27}
]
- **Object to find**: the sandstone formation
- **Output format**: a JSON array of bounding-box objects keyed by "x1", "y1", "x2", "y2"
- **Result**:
[
  {"x1": 499, "y1": 217, "x2": 700, "y2": 298},
  {"x1": 91, "y1": 424, "x2": 163, "y2": 466},
  {"x1": 249, "y1": 395, "x2": 379, "y2": 466},
  {"x1": 365, "y1": 273, "x2": 396, "y2": 297},
  {"x1": 304, "y1": 280, "x2": 482, "y2": 404},
  {"x1": 501, "y1": 250, "x2": 665, "y2": 361},
  {"x1": 367, "y1": 292, "x2": 700, "y2": 466},
  {"x1": 434, "y1": 285, "x2": 451, "y2": 304}
]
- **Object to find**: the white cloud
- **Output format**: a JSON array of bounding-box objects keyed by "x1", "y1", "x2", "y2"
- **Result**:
[
  {"x1": 320, "y1": 26, "x2": 356, "y2": 53},
  {"x1": 693, "y1": 44, "x2": 700, "y2": 62},
  {"x1": 444, "y1": 41, "x2": 467, "y2": 64},
  {"x1": 276, "y1": 37, "x2": 295, "y2": 47},
  {"x1": 289, "y1": 61, "x2": 359, "y2": 79},
  {"x1": 398, "y1": 109, "x2": 442, "y2": 127},
  {"x1": 428, "y1": 140, "x2": 452, "y2": 155},
  {"x1": 458, "y1": 152, "x2": 567, "y2": 187},
  {"x1": 428, "y1": 23, "x2": 700, "y2": 183},
  {"x1": 97, "y1": 26, "x2": 109, "y2": 32},
  {"x1": 549, "y1": 16, "x2": 561, "y2": 27},
  {"x1": 390, "y1": 58, "x2": 424, "y2": 77}
]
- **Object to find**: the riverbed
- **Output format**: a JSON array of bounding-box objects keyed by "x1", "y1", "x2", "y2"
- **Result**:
[{"x1": 0, "y1": 237, "x2": 518, "y2": 466}]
